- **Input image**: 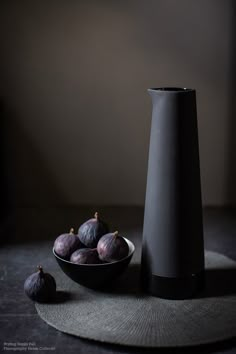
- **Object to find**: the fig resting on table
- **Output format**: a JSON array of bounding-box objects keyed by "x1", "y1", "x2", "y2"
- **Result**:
[{"x1": 24, "y1": 266, "x2": 56, "y2": 302}]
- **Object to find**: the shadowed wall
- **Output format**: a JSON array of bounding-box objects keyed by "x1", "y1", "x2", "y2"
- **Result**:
[{"x1": 0, "y1": 0, "x2": 234, "y2": 206}]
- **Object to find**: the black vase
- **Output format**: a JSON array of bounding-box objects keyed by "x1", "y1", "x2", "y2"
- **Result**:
[{"x1": 141, "y1": 87, "x2": 205, "y2": 299}]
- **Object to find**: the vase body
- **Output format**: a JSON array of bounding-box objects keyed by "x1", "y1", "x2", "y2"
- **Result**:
[{"x1": 141, "y1": 87, "x2": 205, "y2": 299}]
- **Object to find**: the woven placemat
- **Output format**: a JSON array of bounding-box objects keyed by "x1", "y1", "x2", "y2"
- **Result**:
[{"x1": 36, "y1": 251, "x2": 236, "y2": 347}]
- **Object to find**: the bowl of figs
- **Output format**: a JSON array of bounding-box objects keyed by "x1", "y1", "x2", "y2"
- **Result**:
[{"x1": 53, "y1": 212, "x2": 135, "y2": 289}]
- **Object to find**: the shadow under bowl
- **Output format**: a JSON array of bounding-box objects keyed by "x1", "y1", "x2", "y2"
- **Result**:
[{"x1": 53, "y1": 238, "x2": 135, "y2": 289}]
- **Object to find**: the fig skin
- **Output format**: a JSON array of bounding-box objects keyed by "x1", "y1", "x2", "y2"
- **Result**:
[
  {"x1": 78, "y1": 212, "x2": 109, "y2": 248},
  {"x1": 54, "y1": 228, "x2": 83, "y2": 259},
  {"x1": 70, "y1": 248, "x2": 101, "y2": 264},
  {"x1": 97, "y1": 231, "x2": 129, "y2": 262},
  {"x1": 24, "y1": 266, "x2": 56, "y2": 302}
]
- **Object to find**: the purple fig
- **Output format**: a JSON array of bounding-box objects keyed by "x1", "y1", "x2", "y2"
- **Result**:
[
  {"x1": 54, "y1": 228, "x2": 83, "y2": 259},
  {"x1": 24, "y1": 266, "x2": 56, "y2": 302},
  {"x1": 70, "y1": 248, "x2": 101, "y2": 264},
  {"x1": 78, "y1": 212, "x2": 109, "y2": 248},
  {"x1": 97, "y1": 231, "x2": 129, "y2": 262}
]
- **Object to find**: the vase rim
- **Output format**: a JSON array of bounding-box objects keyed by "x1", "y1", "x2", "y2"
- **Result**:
[{"x1": 148, "y1": 87, "x2": 195, "y2": 93}]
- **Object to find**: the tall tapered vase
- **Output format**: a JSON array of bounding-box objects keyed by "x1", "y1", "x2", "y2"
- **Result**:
[{"x1": 141, "y1": 88, "x2": 205, "y2": 299}]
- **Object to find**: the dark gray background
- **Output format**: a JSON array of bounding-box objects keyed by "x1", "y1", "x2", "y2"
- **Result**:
[{"x1": 1, "y1": 0, "x2": 236, "y2": 207}]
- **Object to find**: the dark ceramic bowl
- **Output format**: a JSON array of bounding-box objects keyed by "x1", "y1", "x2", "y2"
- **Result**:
[{"x1": 53, "y1": 238, "x2": 135, "y2": 289}]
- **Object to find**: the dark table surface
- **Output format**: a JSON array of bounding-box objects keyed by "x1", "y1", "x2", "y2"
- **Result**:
[{"x1": 1, "y1": 207, "x2": 236, "y2": 354}]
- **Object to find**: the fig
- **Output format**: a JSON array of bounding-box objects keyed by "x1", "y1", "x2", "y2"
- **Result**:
[
  {"x1": 70, "y1": 248, "x2": 101, "y2": 264},
  {"x1": 24, "y1": 266, "x2": 56, "y2": 302},
  {"x1": 97, "y1": 231, "x2": 129, "y2": 262},
  {"x1": 54, "y1": 228, "x2": 83, "y2": 259},
  {"x1": 78, "y1": 212, "x2": 109, "y2": 248}
]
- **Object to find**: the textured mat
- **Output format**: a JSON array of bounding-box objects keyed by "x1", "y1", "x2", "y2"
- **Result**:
[{"x1": 36, "y1": 251, "x2": 236, "y2": 347}]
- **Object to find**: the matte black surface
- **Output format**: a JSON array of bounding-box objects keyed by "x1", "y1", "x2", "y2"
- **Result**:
[
  {"x1": 0, "y1": 207, "x2": 236, "y2": 354},
  {"x1": 142, "y1": 88, "x2": 205, "y2": 298},
  {"x1": 142, "y1": 270, "x2": 205, "y2": 300}
]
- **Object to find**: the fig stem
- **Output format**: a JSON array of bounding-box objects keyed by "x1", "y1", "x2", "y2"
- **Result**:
[
  {"x1": 69, "y1": 228, "x2": 74, "y2": 234},
  {"x1": 113, "y1": 231, "x2": 119, "y2": 237},
  {"x1": 38, "y1": 265, "x2": 43, "y2": 272},
  {"x1": 94, "y1": 212, "x2": 99, "y2": 219}
]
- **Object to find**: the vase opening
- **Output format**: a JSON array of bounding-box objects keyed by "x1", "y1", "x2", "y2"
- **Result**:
[{"x1": 148, "y1": 87, "x2": 194, "y2": 92}]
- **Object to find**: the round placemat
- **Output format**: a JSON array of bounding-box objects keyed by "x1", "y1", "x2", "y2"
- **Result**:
[{"x1": 36, "y1": 251, "x2": 236, "y2": 347}]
